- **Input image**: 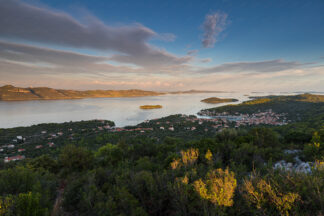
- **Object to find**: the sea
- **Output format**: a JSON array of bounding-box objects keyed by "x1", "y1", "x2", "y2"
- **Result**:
[{"x1": 0, "y1": 92, "x2": 317, "y2": 128}]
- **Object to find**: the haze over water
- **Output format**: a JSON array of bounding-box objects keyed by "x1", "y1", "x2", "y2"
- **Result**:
[{"x1": 0, "y1": 92, "x2": 309, "y2": 129}]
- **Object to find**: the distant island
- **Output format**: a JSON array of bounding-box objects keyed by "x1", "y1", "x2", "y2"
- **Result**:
[
  {"x1": 0, "y1": 85, "x2": 165, "y2": 101},
  {"x1": 201, "y1": 97, "x2": 238, "y2": 104},
  {"x1": 140, "y1": 105, "x2": 163, "y2": 109},
  {"x1": 0, "y1": 85, "x2": 227, "y2": 101}
]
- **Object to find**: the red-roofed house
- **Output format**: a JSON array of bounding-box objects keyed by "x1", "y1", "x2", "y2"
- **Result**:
[{"x1": 4, "y1": 155, "x2": 25, "y2": 163}]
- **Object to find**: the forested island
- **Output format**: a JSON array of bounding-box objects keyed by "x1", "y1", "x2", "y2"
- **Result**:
[
  {"x1": 140, "y1": 105, "x2": 163, "y2": 109},
  {"x1": 201, "y1": 97, "x2": 238, "y2": 104},
  {"x1": 0, "y1": 93, "x2": 323, "y2": 215}
]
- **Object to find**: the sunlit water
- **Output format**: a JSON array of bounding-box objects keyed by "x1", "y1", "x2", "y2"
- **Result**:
[{"x1": 0, "y1": 92, "x2": 316, "y2": 128}]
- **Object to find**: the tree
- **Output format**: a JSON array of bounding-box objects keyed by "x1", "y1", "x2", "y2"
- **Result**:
[
  {"x1": 15, "y1": 192, "x2": 48, "y2": 216},
  {"x1": 95, "y1": 143, "x2": 123, "y2": 166},
  {"x1": 193, "y1": 168, "x2": 237, "y2": 207},
  {"x1": 59, "y1": 145, "x2": 93, "y2": 173},
  {"x1": 242, "y1": 176, "x2": 300, "y2": 216},
  {"x1": 181, "y1": 148, "x2": 199, "y2": 167},
  {"x1": 28, "y1": 154, "x2": 58, "y2": 173},
  {"x1": 0, "y1": 195, "x2": 14, "y2": 216},
  {"x1": 250, "y1": 128, "x2": 280, "y2": 148},
  {"x1": 205, "y1": 149, "x2": 213, "y2": 163}
]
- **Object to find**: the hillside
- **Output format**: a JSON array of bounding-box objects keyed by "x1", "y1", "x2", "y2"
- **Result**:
[
  {"x1": 0, "y1": 85, "x2": 164, "y2": 101},
  {"x1": 199, "y1": 93, "x2": 324, "y2": 122}
]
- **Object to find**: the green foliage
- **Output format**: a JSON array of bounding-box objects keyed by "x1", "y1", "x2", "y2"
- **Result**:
[
  {"x1": 249, "y1": 128, "x2": 280, "y2": 148},
  {"x1": 15, "y1": 192, "x2": 48, "y2": 216},
  {"x1": 303, "y1": 131, "x2": 324, "y2": 161},
  {"x1": 28, "y1": 154, "x2": 59, "y2": 173},
  {"x1": 59, "y1": 145, "x2": 94, "y2": 174},
  {"x1": 242, "y1": 176, "x2": 300, "y2": 216},
  {"x1": 0, "y1": 195, "x2": 14, "y2": 216},
  {"x1": 95, "y1": 143, "x2": 123, "y2": 166},
  {"x1": 0, "y1": 167, "x2": 56, "y2": 215}
]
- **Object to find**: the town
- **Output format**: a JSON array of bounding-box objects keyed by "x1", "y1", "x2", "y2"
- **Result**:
[{"x1": 198, "y1": 109, "x2": 289, "y2": 127}]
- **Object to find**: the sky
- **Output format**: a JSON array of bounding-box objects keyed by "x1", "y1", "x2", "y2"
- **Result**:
[{"x1": 0, "y1": 0, "x2": 323, "y2": 92}]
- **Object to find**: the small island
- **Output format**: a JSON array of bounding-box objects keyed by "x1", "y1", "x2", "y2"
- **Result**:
[
  {"x1": 201, "y1": 97, "x2": 238, "y2": 104},
  {"x1": 140, "y1": 105, "x2": 163, "y2": 109}
]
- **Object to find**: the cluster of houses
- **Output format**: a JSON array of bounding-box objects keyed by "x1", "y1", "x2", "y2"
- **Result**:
[
  {"x1": 1, "y1": 122, "x2": 116, "y2": 163},
  {"x1": 198, "y1": 109, "x2": 288, "y2": 127},
  {"x1": 1, "y1": 132, "x2": 60, "y2": 163},
  {"x1": 1, "y1": 120, "x2": 116, "y2": 163},
  {"x1": 110, "y1": 127, "x2": 153, "y2": 133},
  {"x1": 4, "y1": 155, "x2": 25, "y2": 163}
]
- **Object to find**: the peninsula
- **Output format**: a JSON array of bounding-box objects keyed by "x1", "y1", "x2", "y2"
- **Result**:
[{"x1": 201, "y1": 97, "x2": 238, "y2": 104}]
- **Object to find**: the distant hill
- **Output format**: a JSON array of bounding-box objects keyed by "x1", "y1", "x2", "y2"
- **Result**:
[
  {"x1": 201, "y1": 97, "x2": 238, "y2": 104},
  {"x1": 0, "y1": 85, "x2": 164, "y2": 101}
]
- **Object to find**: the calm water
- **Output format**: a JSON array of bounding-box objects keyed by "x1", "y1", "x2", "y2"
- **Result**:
[{"x1": 0, "y1": 92, "x2": 303, "y2": 128}]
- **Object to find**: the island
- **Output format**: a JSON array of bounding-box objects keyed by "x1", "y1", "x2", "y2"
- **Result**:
[
  {"x1": 0, "y1": 85, "x2": 227, "y2": 101},
  {"x1": 201, "y1": 97, "x2": 238, "y2": 104},
  {"x1": 139, "y1": 105, "x2": 163, "y2": 109},
  {"x1": 0, "y1": 85, "x2": 164, "y2": 101}
]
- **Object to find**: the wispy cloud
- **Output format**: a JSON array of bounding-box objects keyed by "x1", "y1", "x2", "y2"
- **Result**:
[
  {"x1": 200, "y1": 59, "x2": 304, "y2": 73},
  {"x1": 201, "y1": 58, "x2": 212, "y2": 63},
  {"x1": 0, "y1": 41, "x2": 193, "y2": 77},
  {"x1": 187, "y1": 49, "x2": 198, "y2": 55},
  {"x1": 0, "y1": 0, "x2": 189, "y2": 68},
  {"x1": 202, "y1": 12, "x2": 228, "y2": 48},
  {"x1": 154, "y1": 33, "x2": 177, "y2": 42},
  {"x1": 0, "y1": 41, "x2": 107, "y2": 67}
]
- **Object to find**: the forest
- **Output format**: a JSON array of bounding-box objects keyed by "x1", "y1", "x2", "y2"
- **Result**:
[{"x1": 0, "y1": 94, "x2": 323, "y2": 215}]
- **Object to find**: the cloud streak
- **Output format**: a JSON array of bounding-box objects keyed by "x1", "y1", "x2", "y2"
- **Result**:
[
  {"x1": 201, "y1": 58, "x2": 212, "y2": 63},
  {"x1": 0, "y1": 0, "x2": 189, "y2": 68},
  {"x1": 200, "y1": 59, "x2": 304, "y2": 73},
  {"x1": 0, "y1": 41, "x2": 107, "y2": 67},
  {"x1": 202, "y1": 12, "x2": 228, "y2": 48},
  {"x1": 187, "y1": 49, "x2": 198, "y2": 55}
]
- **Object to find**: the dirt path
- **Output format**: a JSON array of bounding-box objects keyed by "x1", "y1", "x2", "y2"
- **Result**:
[{"x1": 51, "y1": 181, "x2": 66, "y2": 216}]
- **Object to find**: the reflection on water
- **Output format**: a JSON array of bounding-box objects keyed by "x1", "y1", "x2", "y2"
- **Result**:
[{"x1": 0, "y1": 92, "x2": 298, "y2": 128}]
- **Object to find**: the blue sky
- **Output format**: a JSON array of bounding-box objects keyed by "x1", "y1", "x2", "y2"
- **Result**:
[
  {"x1": 37, "y1": 0, "x2": 324, "y2": 62},
  {"x1": 0, "y1": 0, "x2": 323, "y2": 91}
]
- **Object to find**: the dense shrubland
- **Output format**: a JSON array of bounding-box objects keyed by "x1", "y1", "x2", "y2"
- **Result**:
[{"x1": 0, "y1": 126, "x2": 323, "y2": 215}]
